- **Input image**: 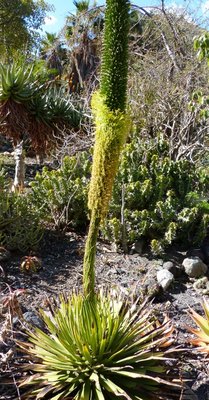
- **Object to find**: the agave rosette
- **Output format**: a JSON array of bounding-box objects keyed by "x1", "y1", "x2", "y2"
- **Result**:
[
  {"x1": 18, "y1": 290, "x2": 178, "y2": 400},
  {"x1": 188, "y1": 298, "x2": 209, "y2": 354},
  {"x1": 0, "y1": 63, "x2": 39, "y2": 104}
]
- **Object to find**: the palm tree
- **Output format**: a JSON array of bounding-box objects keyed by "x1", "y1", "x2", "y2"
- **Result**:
[
  {"x1": 65, "y1": 0, "x2": 104, "y2": 92},
  {"x1": 40, "y1": 32, "x2": 67, "y2": 78}
]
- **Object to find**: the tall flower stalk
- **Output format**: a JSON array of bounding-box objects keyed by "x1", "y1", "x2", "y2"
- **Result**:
[{"x1": 83, "y1": 0, "x2": 131, "y2": 299}]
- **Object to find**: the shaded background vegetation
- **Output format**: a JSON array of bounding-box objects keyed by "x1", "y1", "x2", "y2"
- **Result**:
[{"x1": 1, "y1": 0, "x2": 209, "y2": 254}]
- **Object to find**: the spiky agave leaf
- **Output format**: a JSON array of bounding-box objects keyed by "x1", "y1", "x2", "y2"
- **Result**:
[
  {"x1": 18, "y1": 290, "x2": 179, "y2": 400},
  {"x1": 28, "y1": 92, "x2": 53, "y2": 126},
  {"x1": 188, "y1": 298, "x2": 209, "y2": 354},
  {"x1": 45, "y1": 86, "x2": 82, "y2": 129},
  {"x1": 0, "y1": 63, "x2": 39, "y2": 104}
]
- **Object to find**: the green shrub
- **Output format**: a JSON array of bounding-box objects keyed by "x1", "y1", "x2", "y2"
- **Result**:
[
  {"x1": 0, "y1": 167, "x2": 43, "y2": 252},
  {"x1": 19, "y1": 290, "x2": 178, "y2": 400},
  {"x1": 30, "y1": 152, "x2": 91, "y2": 230},
  {"x1": 103, "y1": 137, "x2": 209, "y2": 253}
]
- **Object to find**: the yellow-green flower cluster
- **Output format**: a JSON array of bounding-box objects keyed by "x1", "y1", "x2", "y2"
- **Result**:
[{"x1": 88, "y1": 91, "x2": 131, "y2": 220}]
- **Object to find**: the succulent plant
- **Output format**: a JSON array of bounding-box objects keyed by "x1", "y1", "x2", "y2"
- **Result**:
[
  {"x1": 20, "y1": 256, "x2": 42, "y2": 274},
  {"x1": 0, "y1": 63, "x2": 38, "y2": 104},
  {"x1": 47, "y1": 87, "x2": 82, "y2": 128},
  {"x1": 19, "y1": 290, "x2": 178, "y2": 400},
  {"x1": 0, "y1": 62, "x2": 40, "y2": 144},
  {"x1": 188, "y1": 298, "x2": 209, "y2": 355},
  {"x1": 83, "y1": 0, "x2": 131, "y2": 299}
]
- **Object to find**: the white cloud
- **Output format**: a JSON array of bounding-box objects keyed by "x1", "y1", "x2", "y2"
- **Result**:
[
  {"x1": 44, "y1": 15, "x2": 57, "y2": 26},
  {"x1": 202, "y1": 0, "x2": 209, "y2": 13}
]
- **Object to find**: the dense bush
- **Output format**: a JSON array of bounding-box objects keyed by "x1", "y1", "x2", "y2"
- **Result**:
[
  {"x1": 103, "y1": 137, "x2": 209, "y2": 253},
  {"x1": 30, "y1": 152, "x2": 91, "y2": 230},
  {"x1": 0, "y1": 166, "x2": 43, "y2": 252}
]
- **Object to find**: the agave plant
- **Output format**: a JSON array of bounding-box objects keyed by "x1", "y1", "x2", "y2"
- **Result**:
[
  {"x1": 19, "y1": 290, "x2": 177, "y2": 400},
  {"x1": 188, "y1": 298, "x2": 209, "y2": 355}
]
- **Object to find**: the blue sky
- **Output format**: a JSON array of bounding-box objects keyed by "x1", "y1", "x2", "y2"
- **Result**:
[{"x1": 41, "y1": 0, "x2": 209, "y2": 34}]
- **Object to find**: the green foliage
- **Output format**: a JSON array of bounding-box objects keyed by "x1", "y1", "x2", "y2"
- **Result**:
[
  {"x1": 0, "y1": 167, "x2": 43, "y2": 252},
  {"x1": 103, "y1": 137, "x2": 209, "y2": 253},
  {"x1": 194, "y1": 33, "x2": 209, "y2": 64},
  {"x1": 0, "y1": 0, "x2": 51, "y2": 59},
  {"x1": 73, "y1": 0, "x2": 90, "y2": 13},
  {"x1": 30, "y1": 153, "x2": 91, "y2": 230},
  {"x1": 189, "y1": 90, "x2": 209, "y2": 120},
  {"x1": 0, "y1": 63, "x2": 38, "y2": 103},
  {"x1": 28, "y1": 86, "x2": 82, "y2": 128},
  {"x1": 46, "y1": 87, "x2": 83, "y2": 128},
  {"x1": 100, "y1": 0, "x2": 130, "y2": 111},
  {"x1": 19, "y1": 290, "x2": 177, "y2": 399},
  {"x1": 188, "y1": 298, "x2": 209, "y2": 355},
  {"x1": 0, "y1": 61, "x2": 83, "y2": 154},
  {"x1": 189, "y1": 34, "x2": 209, "y2": 120}
]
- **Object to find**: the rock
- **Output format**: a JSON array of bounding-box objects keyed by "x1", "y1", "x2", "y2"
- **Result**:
[
  {"x1": 163, "y1": 261, "x2": 182, "y2": 277},
  {"x1": 23, "y1": 311, "x2": 45, "y2": 330},
  {"x1": 182, "y1": 257, "x2": 208, "y2": 278},
  {"x1": 157, "y1": 269, "x2": 174, "y2": 290},
  {"x1": 130, "y1": 239, "x2": 144, "y2": 255}
]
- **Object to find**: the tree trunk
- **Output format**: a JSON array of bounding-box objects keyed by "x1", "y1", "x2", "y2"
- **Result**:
[{"x1": 12, "y1": 141, "x2": 25, "y2": 191}]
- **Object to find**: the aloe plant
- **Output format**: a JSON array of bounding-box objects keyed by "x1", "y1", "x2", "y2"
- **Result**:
[
  {"x1": 0, "y1": 62, "x2": 83, "y2": 188},
  {"x1": 0, "y1": 62, "x2": 37, "y2": 145}
]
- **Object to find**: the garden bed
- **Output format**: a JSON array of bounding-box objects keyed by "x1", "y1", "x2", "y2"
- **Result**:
[{"x1": 0, "y1": 230, "x2": 209, "y2": 399}]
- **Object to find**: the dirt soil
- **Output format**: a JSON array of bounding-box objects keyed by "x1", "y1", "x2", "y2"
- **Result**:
[{"x1": 0, "y1": 230, "x2": 209, "y2": 400}]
